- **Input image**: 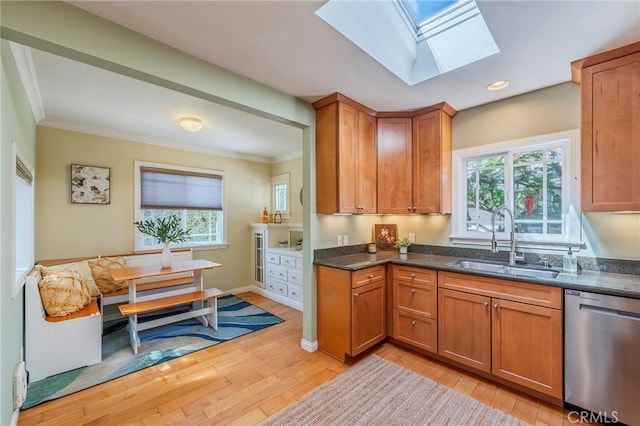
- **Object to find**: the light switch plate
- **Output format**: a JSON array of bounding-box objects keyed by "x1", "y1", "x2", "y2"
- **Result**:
[
  {"x1": 343, "y1": 235, "x2": 349, "y2": 245},
  {"x1": 409, "y1": 233, "x2": 416, "y2": 243},
  {"x1": 337, "y1": 235, "x2": 343, "y2": 246}
]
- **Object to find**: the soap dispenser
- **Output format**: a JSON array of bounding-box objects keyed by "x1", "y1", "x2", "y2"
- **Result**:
[{"x1": 563, "y1": 247, "x2": 577, "y2": 274}]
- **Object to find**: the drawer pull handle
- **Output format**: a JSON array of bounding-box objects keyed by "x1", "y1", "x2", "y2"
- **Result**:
[
  {"x1": 411, "y1": 320, "x2": 416, "y2": 326},
  {"x1": 367, "y1": 274, "x2": 374, "y2": 279},
  {"x1": 354, "y1": 293, "x2": 359, "y2": 297}
]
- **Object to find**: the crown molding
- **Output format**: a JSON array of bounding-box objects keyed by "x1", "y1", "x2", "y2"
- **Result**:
[{"x1": 8, "y1": 42, "x2": 45, "y2": 123}]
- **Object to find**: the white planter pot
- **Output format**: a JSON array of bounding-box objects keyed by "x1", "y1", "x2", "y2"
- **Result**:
[{"x1": 399, "y1": 246, "x2": 408, "y2": 254}]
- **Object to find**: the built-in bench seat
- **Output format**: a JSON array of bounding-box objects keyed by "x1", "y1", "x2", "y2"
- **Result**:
[{"x1": 26, "y1": 248, "x2": 197, "y2": 380}]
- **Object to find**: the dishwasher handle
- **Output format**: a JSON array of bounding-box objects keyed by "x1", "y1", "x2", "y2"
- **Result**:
[{"x1": 580, "y1": 304, "x2": 640, "y2": 322}]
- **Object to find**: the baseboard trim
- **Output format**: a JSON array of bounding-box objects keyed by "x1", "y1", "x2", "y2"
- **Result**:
[
  {"x1": 234, "y1": 285, "x2": 302, "y2": 312},
  {"x1": 301, "y1": 339, "x2": 318, "y2": 353}
]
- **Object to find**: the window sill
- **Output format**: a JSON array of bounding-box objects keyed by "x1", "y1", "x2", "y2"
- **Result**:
[{"x1": 134, "y1": 243, "x2": 228, "y2": 253}]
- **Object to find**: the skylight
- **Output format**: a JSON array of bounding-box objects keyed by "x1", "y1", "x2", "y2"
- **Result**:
[
  {"x1": 400, "y1": 0, "x2": 460, "y2": 29},
  {"x1": 315, "y1": 0, "x2": 499, "y2": 86}
]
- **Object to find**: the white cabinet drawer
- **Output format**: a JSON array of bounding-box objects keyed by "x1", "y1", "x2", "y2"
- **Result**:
[
  {"x1": 266, "y1": 253, "x2": 281, "y2": 264},
  {"x1": 288, "y1": 284, "x2": 303, "y2": 302},
  {"x1": 267, "y1": 265, "x2": 288, "y2": 281},
  {"x1": 288, "y1": 270, "x2": 303, "y2": 286},
  {"x1": 295, "y1": 258, "x2": 304, "y2": 269},
  {"x1": 281, "y1": 255, "x2": 296, "y2": 268},
  {"x1": 266, "y1": 279, "x2": 288, "y2": 297}
]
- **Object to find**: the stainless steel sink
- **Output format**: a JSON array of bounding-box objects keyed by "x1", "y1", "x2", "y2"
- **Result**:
[{"x1": 448, "y1": 260, "x2": 559, "y2": 279}]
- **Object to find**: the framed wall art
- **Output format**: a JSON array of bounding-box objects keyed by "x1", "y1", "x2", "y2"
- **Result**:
[
  {"x1": 70, "y1": 164, "x2": 110, "y2": 204},
  {"x1": 374, "y1": 223, "x2": 397, "y2": 250}
]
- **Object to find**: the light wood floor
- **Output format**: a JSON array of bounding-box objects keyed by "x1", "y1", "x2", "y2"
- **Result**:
[{"x1": 19, "y1": 292, "x2": 584, "y2": 425}]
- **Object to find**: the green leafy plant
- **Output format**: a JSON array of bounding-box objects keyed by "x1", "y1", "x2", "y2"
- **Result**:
[
  {"x1": 394, "y1": 237, "x2": 411, "y2": 248},
  {"x1": 134, "y1": 215, "x2": 191, "y2": 243}
]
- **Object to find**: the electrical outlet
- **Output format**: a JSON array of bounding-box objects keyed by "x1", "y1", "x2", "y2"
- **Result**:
[
  {"x1": 408, "y1": 233, "x2": 416, "y2": 243},
  {"x1": 343, "y1": 234, "x2": 349, "y2": 245},
  {"x1": 337, "y1": 235, "x2": 343, "y2": 246}
]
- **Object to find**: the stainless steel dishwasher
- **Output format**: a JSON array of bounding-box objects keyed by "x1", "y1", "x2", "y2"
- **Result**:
[{"x1": 565, "y1": 289, "x2": 640, "y2": 426}]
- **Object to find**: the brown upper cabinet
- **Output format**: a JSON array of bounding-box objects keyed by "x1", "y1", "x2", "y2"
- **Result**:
[
  {"x1": 377, "y1": 103, "x2": 457, "y2": 214},
  {"x1": 572, "y1": 42, "x2": 640, "y2": 211},
  {"x1": 314, "y1": 94, "x2": 377, "y2": 214}
]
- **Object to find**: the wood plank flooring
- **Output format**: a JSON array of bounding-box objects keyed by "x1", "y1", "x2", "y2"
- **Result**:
[{"x1": 19, "y1": 292, "x2": 587, "y2": 425}]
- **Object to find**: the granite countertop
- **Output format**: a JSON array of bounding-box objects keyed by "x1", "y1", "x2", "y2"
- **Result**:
[{"x1": 314, "y1": 252, "x2": 640, "y2": 299}]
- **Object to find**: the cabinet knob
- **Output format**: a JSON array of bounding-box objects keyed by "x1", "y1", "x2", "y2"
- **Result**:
[
  {"x1": 411, "y1": 273, "x2": 416, "y2": 279},
  {"x1": 483, "y1": 302, "x2": 489, "y2": 308},
  {"x1": 411, "y1": 288, "x2": 416, "y2": 294},
  {"x1": 411, "y1": 320, "x2": 416, "y2": 326},
  {"x1": 367, "y1": 274, "x2": 374, "y2": 279},
  {"x1": 493, "y1": 303, "x2": 499, "y2": 309},
  {"x1": 412, "y1": 206, "x2": 416, "y2": 212},
  {"x1": 407, "y1": 207, "x2": 412, "y2": 212},
  {"x1": 354, "y1": 293, "x2": 359, "y2": 297}
]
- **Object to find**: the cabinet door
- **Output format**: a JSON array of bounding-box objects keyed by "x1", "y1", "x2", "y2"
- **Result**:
[
  {"x1": 356, "y1": 111, "x2": 377, "y2": 213},
  {"x1": 581, "y1": 53, "x2": 640, "y2": 211},
  {"x1": 377, "y1": 117, "x2": 413, "y2": 214},
  {"x1": 352, "y1": 281, "x2": 385, "y2": 356},
  {"x1": 438, "y1": 289, "x2": 491, "y2": 372},
  {"x1": 337, "y1": 103, "x2": 359, "y2": 213},
  {"x1": 492, "y1": 299, "x2": 562, "y2": 399},
  {"x1": 413, "y1": 110, "x2": 452, "y2": 213}
]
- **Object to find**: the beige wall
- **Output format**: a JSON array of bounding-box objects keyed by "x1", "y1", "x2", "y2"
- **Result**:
[
  {"x1": 271, "y1": 156, "x2": 303, "y2": 223},
  {"x1": 314, "y1": 82, "x2": 640, "y2": 261},
  {"x1": 36, "y1": 126, "x2": 273, "y2": 289}
]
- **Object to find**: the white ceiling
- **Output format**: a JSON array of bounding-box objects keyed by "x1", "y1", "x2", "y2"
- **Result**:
[{"x1": 14, "y1": 1, "x2": 640, "y2": 162}]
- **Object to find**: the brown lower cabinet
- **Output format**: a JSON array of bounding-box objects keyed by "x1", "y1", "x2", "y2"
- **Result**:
[
  {"x1": 317, "y1": 264, "x2": 563, "y2": 401},
  {"x1": 317, "y1": 265, "x2": 385, "y2": 361},
  {"x1": 438, "y1": 271, "x2": 563, "y2": 400}
]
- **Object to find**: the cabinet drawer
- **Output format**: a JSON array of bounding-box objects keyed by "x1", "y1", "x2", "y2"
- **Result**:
[
  {"x1": 267, "y1": 265, "x2": 288, "y2": 281},
  {"x1": 266, "y1": 253, "x2": 281, "y2": 264},
  {"x1": 393, "y1": 265, "x2": 436, "y2": 286},
  {"x1": 438, "y1": 271, "x2": 562, "y2": 309},
  {"x1": 295, "y1": 258, "x2": 304, "y2": 269},
  {"x1": 352, "y1": 266, "x2": 385, "y2": 288},
  {"x1": 288, "y1": 284, "x2": 303, "y2": 302},
  {"x1": 266, "y1": 278, "x2": 288, "y2": 297},
  {"x1": 288, "y1": 269, "x2": 303, "y2": 286},
  {"x1": 393, "y1": 309, "x2": 437, "y2": 353},
  {"x1": 394, "y1": 281, "x2": 437, "y2": 318},
  {"x1": 281, "y1": 255, "x2": 296, "y2": 268}
]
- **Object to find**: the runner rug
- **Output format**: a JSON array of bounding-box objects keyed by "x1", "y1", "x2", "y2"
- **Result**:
[
  {"x1": 264, "y1": 355, "x2": 527, "y2": 425},
  {"x1": 22, "y1": 294, "x2": 283, "y2": 409}
]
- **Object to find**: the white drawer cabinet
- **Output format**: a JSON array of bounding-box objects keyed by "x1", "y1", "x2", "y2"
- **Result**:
[{"x1": 262, "y1": 247, "x2": 304, "y2": 311}]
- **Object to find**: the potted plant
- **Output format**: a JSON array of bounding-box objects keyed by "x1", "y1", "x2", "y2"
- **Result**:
[
  {"x1": 394, "y1": 237, "x2": 411, "y2": 254},
  {"x1": 134, "y1": 215, "x2": 191, "y2": 268}
]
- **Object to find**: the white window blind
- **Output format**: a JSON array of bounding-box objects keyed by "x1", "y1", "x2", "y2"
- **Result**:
[{"x1": 141, "y1": 167, "x2": 222, "y2": 210}]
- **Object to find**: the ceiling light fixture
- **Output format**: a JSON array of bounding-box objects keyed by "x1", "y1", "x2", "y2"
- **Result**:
[
  {"x1": 180, "y1": 117, "x2": 202, "y2": 132},
  {"x1": 486, "y1": 80, "x2": 510, "y2": 91}
]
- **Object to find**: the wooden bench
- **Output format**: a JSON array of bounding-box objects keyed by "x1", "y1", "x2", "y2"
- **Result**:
[
  {"x1": 25, "y1": 268, "x2": 102, "y2": 381},
  {"x1": 111, "y1": 259, "x2": 223, "y2": 354}
]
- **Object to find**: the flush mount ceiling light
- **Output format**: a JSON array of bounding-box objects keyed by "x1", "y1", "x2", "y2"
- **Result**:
[
  {"x1": 486, "y1": 80, "x2": 510, "y2": 91},
  {"x1": 180, "y1": 117, "x2": 202, "y2": 132}
]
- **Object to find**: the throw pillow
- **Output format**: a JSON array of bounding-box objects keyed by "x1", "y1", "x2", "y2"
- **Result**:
[
  {"x1": 88, "y1": 257, "x2": 127, "y2": 293},
  {"x1": 38, "y1": 271, "x2": 92, "y2": 317},
  {"x1": 41, "y1": 260, "x2": 101, "y2": 297}
]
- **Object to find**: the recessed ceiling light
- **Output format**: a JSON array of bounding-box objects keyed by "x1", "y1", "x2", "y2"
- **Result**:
[
  {"x1": 180, "y1": 117, "x2": 202, "y2": 132},
  {"x1": 486, "y1": 80, "x2": 510, "y2": 91}
]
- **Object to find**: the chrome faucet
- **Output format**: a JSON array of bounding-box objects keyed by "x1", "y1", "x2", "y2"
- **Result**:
[{"x1": 490, "y1": 205, "x2": 522, "y2": 266}]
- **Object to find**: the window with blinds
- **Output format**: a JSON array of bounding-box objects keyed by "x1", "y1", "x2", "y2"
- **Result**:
[
  {"x1": 14, "y1": 145, "x2": 35, "y2": 295},
  {"x1": 135, "y1": 162, "x2": 226, "y2": 250}
]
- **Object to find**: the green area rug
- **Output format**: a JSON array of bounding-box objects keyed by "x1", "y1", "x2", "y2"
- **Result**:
[{"x1": 23, "y1": 294, "x2": 283, "y2": 409}]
